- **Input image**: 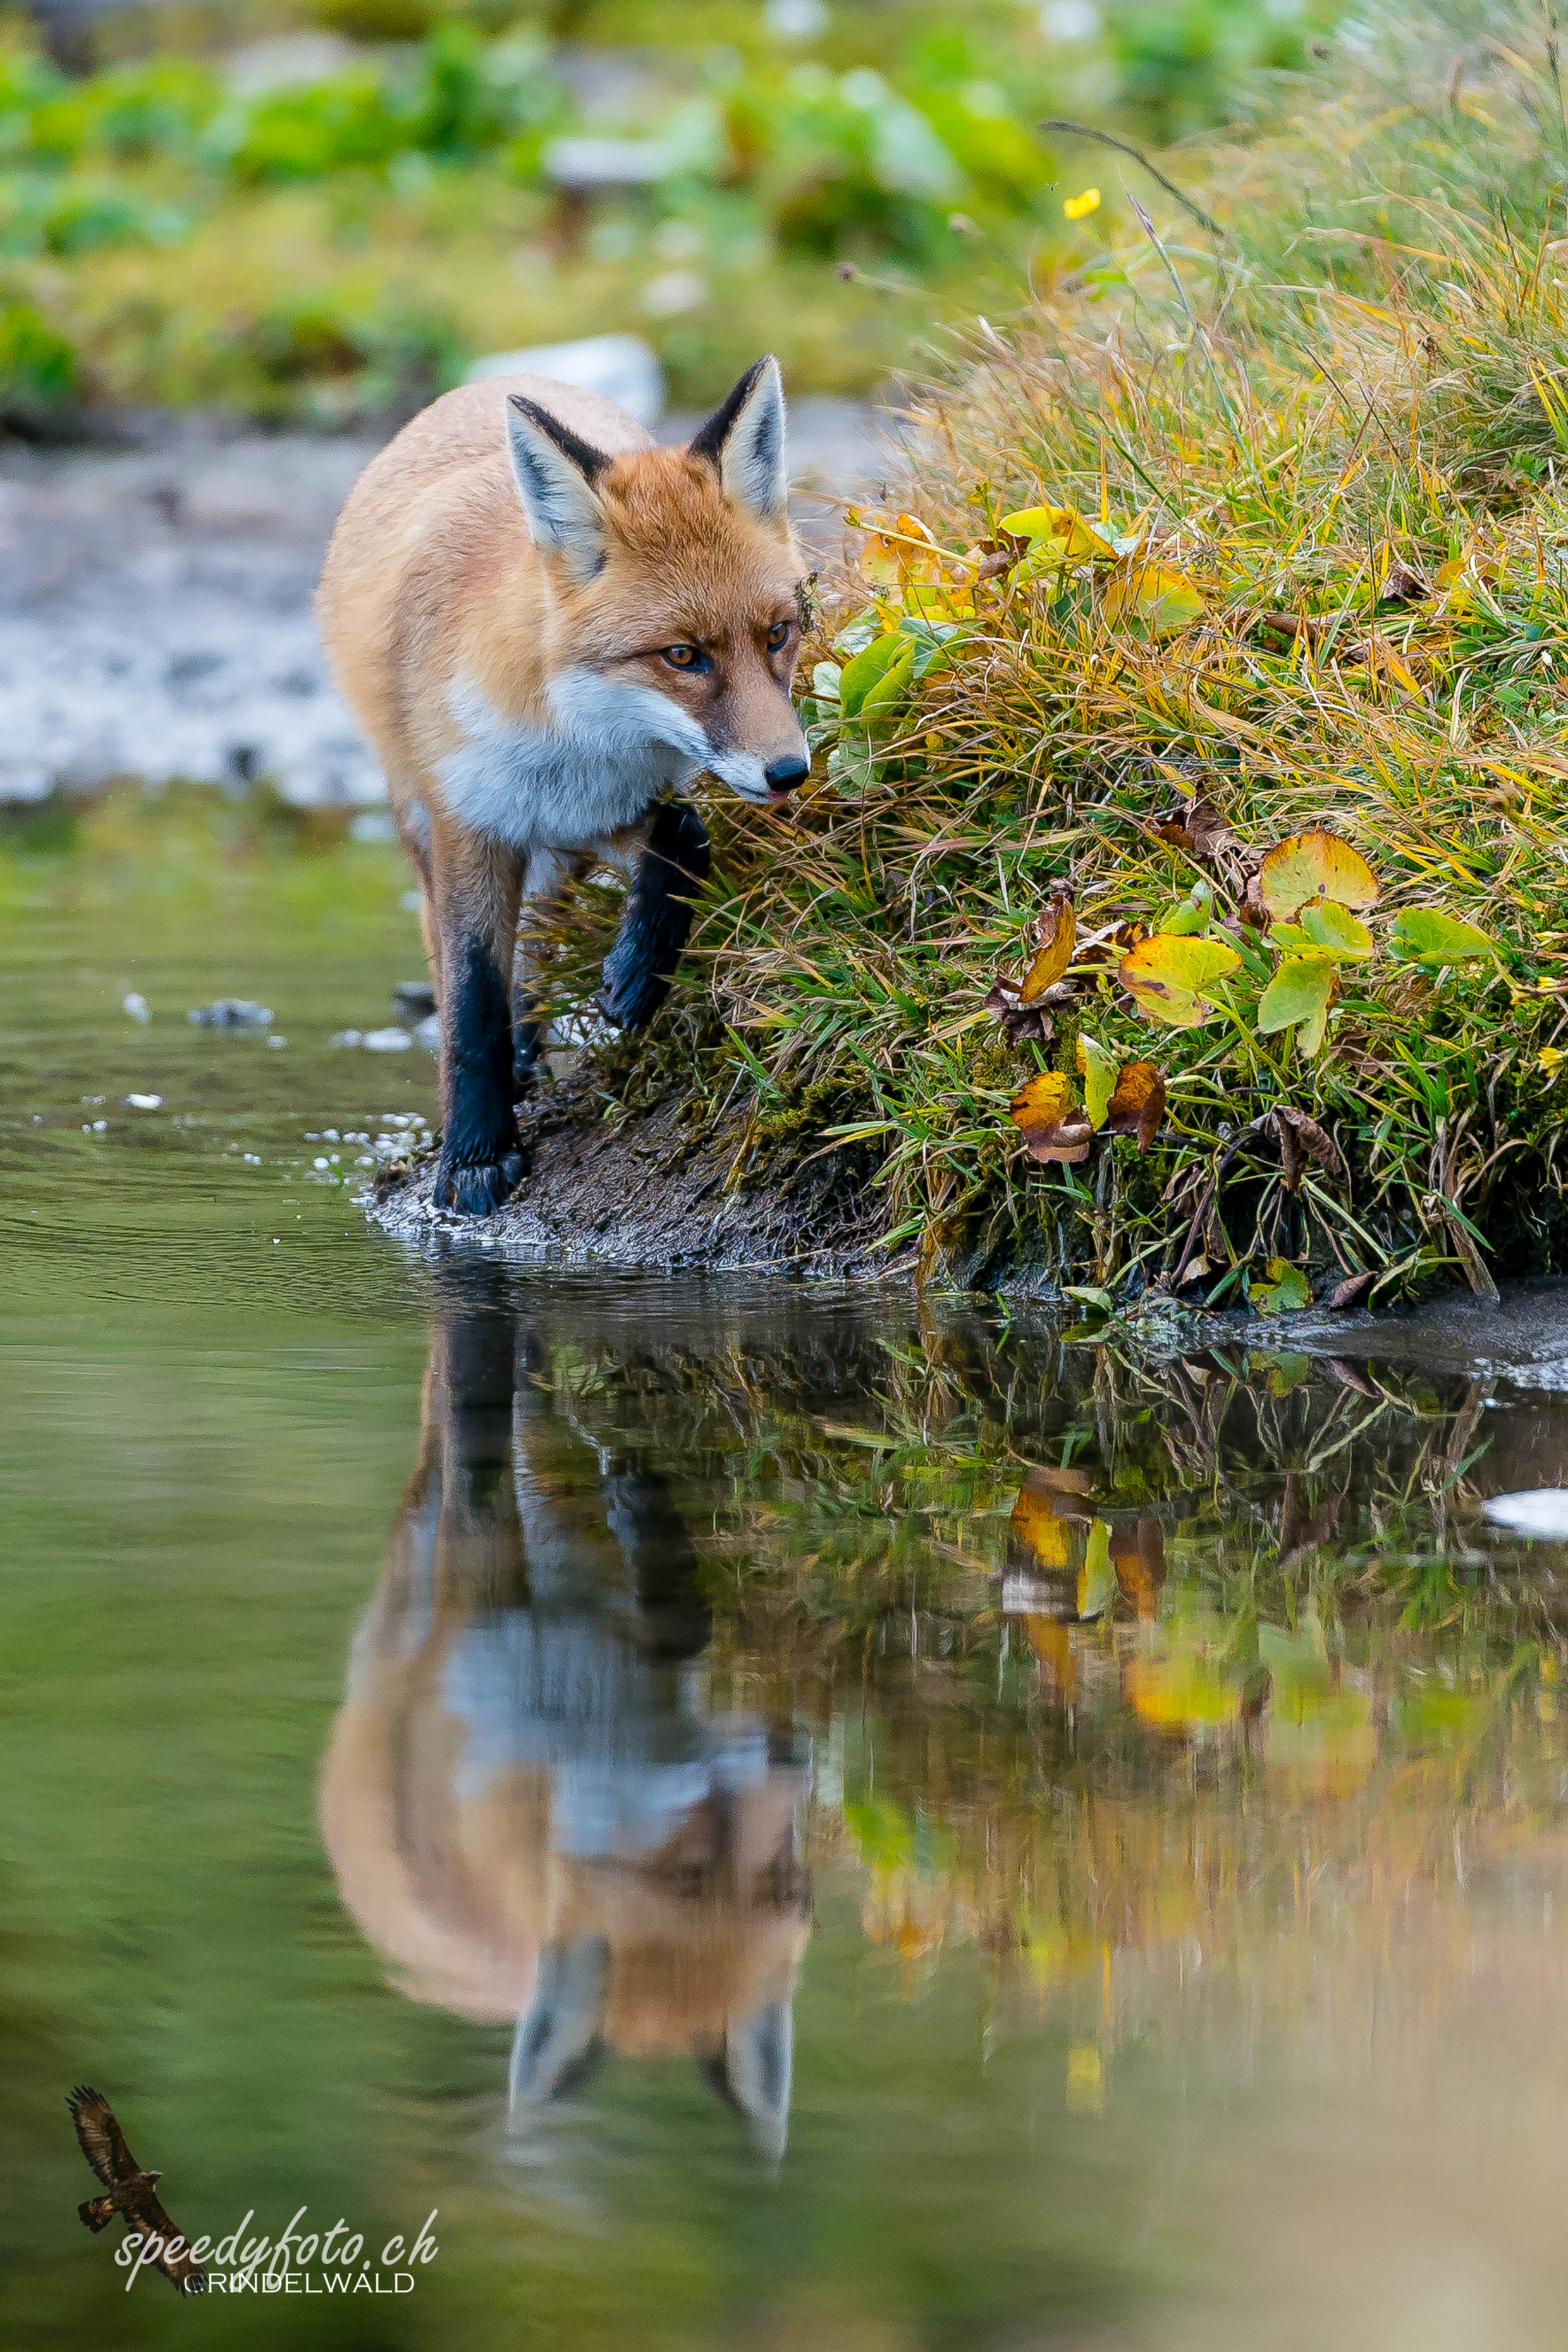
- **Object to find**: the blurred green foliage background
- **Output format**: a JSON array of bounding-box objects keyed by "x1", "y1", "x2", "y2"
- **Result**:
[{"x1": 0, "y1": 0, "x2": 1335, "y2": 415}]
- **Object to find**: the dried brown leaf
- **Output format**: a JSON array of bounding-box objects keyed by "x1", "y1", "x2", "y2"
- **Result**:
[
  {"x1": 1326, "y1": 1270, "x2": 1376, "y2": 1311},
  {"x1": 1009, "y1": 1070, "x2": 1093, "y2": 1163},
  {"x1": 1271, "y1": 1105, "x2": 1346, "y2": 1192},
  {"x1": 1102, "y1": 1060, "x2": 1166, "y2": 1153},
  {"x1": 986, "y1": 980, "x2": 1054, "y2": 1045}
]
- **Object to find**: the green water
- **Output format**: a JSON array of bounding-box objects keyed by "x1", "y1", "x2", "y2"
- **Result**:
[{"x1": 6, "y1": 792, "x2": 1568, "y2": 2351}]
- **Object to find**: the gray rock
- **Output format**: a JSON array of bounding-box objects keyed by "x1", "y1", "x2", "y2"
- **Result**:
[{"x1": 188, "y1": 998, "x2": 273, "y2": 1029}]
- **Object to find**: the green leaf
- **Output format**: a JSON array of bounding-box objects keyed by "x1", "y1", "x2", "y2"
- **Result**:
[
  {"x1": 1075, "y1": 1032, "x2": 1119, "y2": 1127},
  {"x1": 1063, "y1": 1283, "x2": 1115, "y2": 1314},
  {"x1": 1251, "y1": 1257, "x2": 1311, "y2": 1314},
  {"x1": 838, "y1": 631, "x2": 907, "y2": 718},
  {"x1": 1269, "y1": 902, "x2": 1374, "y2": 960},
  {"x1": 1257, "y1": 953, "x2": 1337, "y2": 1037},
  {"x1": 1160, "y1": 879, "x2": 1213, "y2": 936},
  {"x1": 1388, "y1": 907, "x2": 1500, "y2": 964},
  {"x1": 811, "y1": 661, "x2": 842, "y2": 701},
  {"x1": 859, "y1": 647, "x2": 916, "y2": 714}
]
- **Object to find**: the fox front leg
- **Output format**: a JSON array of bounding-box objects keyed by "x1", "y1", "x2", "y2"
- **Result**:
[
  {"x1": 597, "y1": 800, "x2": 711, "y2": 1031},
  {"x1": 431, "y1": 833, "x2": 526, "y2": 1216}
]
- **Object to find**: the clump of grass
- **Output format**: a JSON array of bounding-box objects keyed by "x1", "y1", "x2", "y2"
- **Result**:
[{"x1": 563, "y1": 0, "x2": 1568, "y2": 1308}]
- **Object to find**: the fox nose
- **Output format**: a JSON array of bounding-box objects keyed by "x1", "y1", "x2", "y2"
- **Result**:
[{"x1": 764, "y1": 756, "x2": 809, "y2": 796}]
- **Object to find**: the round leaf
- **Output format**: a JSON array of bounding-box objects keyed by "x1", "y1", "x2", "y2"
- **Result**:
[
  {"x1": 1119, "y1": 934, "x2": 1242, "y2": 1028},
  {"x1": 1256, "y1": 953, "x2": 1338, "y2": 1037},
  {"x1": 998, "y1": 503, "x2": 1117, "y2": 563},
  {"x1": 1388, "y1": 907, "x2": 1499, "y2": 964},
  {"x1": 1259, "y1": 830, "x2": 1380, "y2": 919},
  {"x1": 1103, "y1": 562, "x2": 1205, "y2": 638}
]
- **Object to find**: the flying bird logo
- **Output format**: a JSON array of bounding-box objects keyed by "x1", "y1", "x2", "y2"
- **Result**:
[{"x1": 68, "y1": 2086, "x2": 207, "y2": 2295}]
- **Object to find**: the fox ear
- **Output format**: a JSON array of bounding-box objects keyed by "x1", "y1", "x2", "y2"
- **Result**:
[
  {"x1": 689, "y1": 357, "x2": 788, "y2": 524},
  {"x1": 509, "y1": 1937, "x2": 609, "y2": 2110},
  {"x1": 699, "y1": 1997, "x2": 793, "y2": 2165},
  {"x1": 505, "y1": 396, "x2": 608, "y2": 580}
]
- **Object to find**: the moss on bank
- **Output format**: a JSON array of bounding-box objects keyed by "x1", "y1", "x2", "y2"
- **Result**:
[{"x1": 544, "y1": 0, "x2": 1568, "y2": 1306}]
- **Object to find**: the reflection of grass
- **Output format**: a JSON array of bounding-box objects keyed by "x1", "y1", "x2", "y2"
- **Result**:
[{"x1": 558, "y1": 1308, "x2": 1568, "y2": 2069}]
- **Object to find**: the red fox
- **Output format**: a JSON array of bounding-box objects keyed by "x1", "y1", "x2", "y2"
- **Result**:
[{"x1": 317, "y1": 355, "x2": 809, "y2": 1215}]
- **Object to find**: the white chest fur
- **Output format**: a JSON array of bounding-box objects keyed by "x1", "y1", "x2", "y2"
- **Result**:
[{"x1": 438, "y1": 670, "x2": 713, "y2": 851}]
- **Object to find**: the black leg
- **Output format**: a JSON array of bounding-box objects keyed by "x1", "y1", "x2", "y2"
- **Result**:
[
  {"x1": 598, "y1": 801, "x2": 711, "y2": 1030},
  {"x1": 434, "y1": 932, "x2": 525, "y2": 1215}
]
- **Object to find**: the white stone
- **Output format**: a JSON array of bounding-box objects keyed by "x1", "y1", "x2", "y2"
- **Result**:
[{"x1": 467, "y1": 333, "x2": 666, "y2": 429}]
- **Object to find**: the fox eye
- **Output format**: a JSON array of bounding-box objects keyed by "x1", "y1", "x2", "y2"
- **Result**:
[
  {"x1": 662, "y1": 643, "x2": 704, "y2": 671},
  {"x1": 766, "y1": 619, "x2": 792, "y2": 651}
]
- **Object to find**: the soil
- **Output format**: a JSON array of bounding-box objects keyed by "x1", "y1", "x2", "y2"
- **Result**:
[{"x1": 367, "y1": 1065, "x2": 889, "y2": 1275}]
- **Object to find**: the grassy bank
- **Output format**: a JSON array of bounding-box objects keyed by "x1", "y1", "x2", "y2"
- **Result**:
[{"x1": 564, "y1": 0, "x2": 1568, "y2": 1309}]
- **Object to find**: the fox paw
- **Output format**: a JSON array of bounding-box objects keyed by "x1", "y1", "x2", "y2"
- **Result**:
[{"x1": 433, "y1": 1148, "x2": 524, "y2": 1217}]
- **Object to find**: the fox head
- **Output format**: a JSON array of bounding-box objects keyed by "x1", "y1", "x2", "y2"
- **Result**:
[{"x1": 505, "y1": 356, "x2": 811, "y2": 805}]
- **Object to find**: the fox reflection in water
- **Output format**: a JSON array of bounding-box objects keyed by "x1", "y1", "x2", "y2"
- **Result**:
[{"x1": 319, "y1": 1290, "x2": 809, "y2": 2161}]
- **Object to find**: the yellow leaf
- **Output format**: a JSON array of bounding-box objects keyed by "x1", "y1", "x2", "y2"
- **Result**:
[
  {"x1": 1075, "y1": 1032, "x2": 1118, "y2": 1127},
  {"x1": 1268, "y1": 902, "x2": 1374, "y2": 960},
  {"x1": 1063, "y1": 186, "x2": 1101, "y2": 220},
  {"x1": 1118, "y1": 934, "x2": 1242, "y2": 1028},
  {"x1": 1008, "y1": 1071, "x2": 1093, "y2": 1163},
  {"x1": 1103, "y1": 562, "x2": 1205, "y2": 637},
  {"x1": 998, "y1": 504, "x2": 1117, "y2": 563},
  {"x1": 1259, "y1": 830, "x2": 1380, "y2": 919},
  {"x1": 1019, "y1": 885, "x2": 1076, "y2": 1003}
]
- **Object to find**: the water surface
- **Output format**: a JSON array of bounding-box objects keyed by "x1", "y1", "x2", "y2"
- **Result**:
[{"x1": 5, "y1": 793, "x2": 1568, "y2": 2351}]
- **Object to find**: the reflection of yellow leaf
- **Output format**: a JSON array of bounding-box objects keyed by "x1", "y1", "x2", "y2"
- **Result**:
[
  {"x1": 1077, "y1": 1517, "x2": 1117, "y2": 1619},
  {"x1": 1125, "y1": 1650, "x2": 1241, "y2": 1734},
  {"x1": 1265, "y1": 1685, "x2": 1378, "y2": 1797},
  {"x1": 1065, "y1": 2043, "x2": 1105, "y2": 2114},
  {"x1": 1259, "y1": 830, "x2": 1380, "y2": 919},
  {"x1": 1011, "y1": 1484, "x2": 1072, "y2": 1569},
  {"x1": 1118, "y1": 934, "x2": 1242, "y2": 1027},
  {"x1": 1024, "y1": 1614, "x2": 1075, "y2": 1705},
  {"x1": 1103, "y1": 562, "x2": 1205, "y2": 637}
]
